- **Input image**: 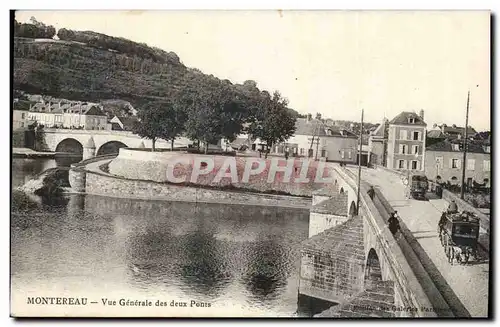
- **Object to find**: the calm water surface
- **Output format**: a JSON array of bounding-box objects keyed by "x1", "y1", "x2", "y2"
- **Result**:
[{"x1": 11, "y1": 158, "x2": 310, "y2": 317}]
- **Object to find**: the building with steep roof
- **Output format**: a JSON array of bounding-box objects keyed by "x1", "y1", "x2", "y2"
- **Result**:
[
  {"x1": 110, "y1": 116, "x2": 139, "y2": 131},
  {"x1": 424, "y1": 138, "x2": 491, "y2": 187},
  {"x1": 281, "y1": 114, "x2": 359, "y2": 163},
  {"x1": 386, "y1": 110, "x2": 427, "y2": 171}
]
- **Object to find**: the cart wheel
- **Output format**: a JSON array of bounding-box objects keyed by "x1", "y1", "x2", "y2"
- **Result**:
[{"x1": 463, "y1": 249, "x2": 470, "y2": 264}]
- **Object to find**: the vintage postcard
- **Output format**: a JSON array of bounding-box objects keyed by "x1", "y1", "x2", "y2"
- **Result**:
[{"x1": 10, "y1": 10, "x2": 491, "y2": 318}]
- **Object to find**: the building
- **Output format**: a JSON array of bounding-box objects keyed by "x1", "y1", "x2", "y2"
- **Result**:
[
  {"x1": 424, "y1": 138, "x2": 491, "y2": 187},
  {"x1": 278, "y1": 114, "x2": 359, "y2": 162},
  {"x1": 386, "y1": 110, "x2": 427, "y2": 171},
  {"x1": 27, "y1": 101, "x2": 109, "y2": 130},
  {"x1": 12, "y1": 110, "x2": 29, "y2": 130},
  {"x1": 368, "y1": 118, "x2": 388, "y2": 167},
  {"x1": 438, "y1": 124, "x2": 477, "y2": 139},
  {"x1": 109, "y1": 116, "x2": 139, "y2": 131}
]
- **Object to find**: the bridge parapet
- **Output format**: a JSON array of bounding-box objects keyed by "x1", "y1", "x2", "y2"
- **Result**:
[{"x1": 334, "y1": 166, "x2": 455, "y2": 317}]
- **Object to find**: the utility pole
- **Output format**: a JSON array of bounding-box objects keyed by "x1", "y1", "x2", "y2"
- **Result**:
[
  {"x1": 315, "y1": 137, "x2": 320, "y2": 161},
  {"x1": 460, "y1": 91, "x2": 470, "y2": 200},
  {"x1": 356, "y1": 109, "x2": 364, "y2": 215}
]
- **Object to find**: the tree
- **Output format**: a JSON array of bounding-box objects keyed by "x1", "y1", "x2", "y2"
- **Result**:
[
  {"x1": 247, "y1": 91, "x2": 297, "y2": 158},
  {"x1": 162, "y1": 102, "x2": 187, "y2": 151},
  {"x1": 132, "y1": 101, "x2": 170, "y2": 151},
  {"x1": 182, "y1": 79, "x2": 248, "y2": 153}
]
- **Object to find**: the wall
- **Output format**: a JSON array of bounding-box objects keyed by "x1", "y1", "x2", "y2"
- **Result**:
[
  {"x1": 285, "y1": 134, "x2": 358, "y2": 163},
  {"x1": 387, "y1": 125, "x2": 425, "y2": 170},
  {"x1": 322, "y1": 136, "x2": 358, "y2": 163},
  {"x1": 108, "y1": 148, "x2": 336, "y2": 197},
  {"x1": 387, "y1": 125, "x2": 426, "y2": 171},
  {"x1": 368, "y1": 138, "x2": 385, "y2": 166},
  {"x1": 13, "y1": 110, "x2": 28, "y2": 130},
  {"x1": 308, "y1": 212, "x2": 348, "y2": 238},
  {"x1": 81, "y1": 169, "x2": 312, "y2": 209},
  {"x1": 425, "y1": 150, "x2": 491, "y2": 185}
]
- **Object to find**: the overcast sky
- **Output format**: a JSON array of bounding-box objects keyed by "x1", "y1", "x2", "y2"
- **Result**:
[{"x1": 15, "y1": 10, "x2": 491, "y2": 130}]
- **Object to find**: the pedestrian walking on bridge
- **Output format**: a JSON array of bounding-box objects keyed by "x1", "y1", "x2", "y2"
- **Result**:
[{"x1": 388, "y1": 211, "x2": 401, "y2": 239}]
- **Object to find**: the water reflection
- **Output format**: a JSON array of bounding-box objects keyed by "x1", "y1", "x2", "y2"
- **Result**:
[
  {"x1": 11, "y1": 156, "x2": 81, "y2": 188},
  {"x1": 11, "y1": 183, "x2": 309, "y2": 316}
]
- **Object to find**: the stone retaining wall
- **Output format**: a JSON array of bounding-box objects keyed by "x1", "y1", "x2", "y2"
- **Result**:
[
  {"x1": 76, "y1": 165, "x2": 312, "y2": 209},
  {"x1": 108, "y1": 148, "x2": 335, "y2": 197}
]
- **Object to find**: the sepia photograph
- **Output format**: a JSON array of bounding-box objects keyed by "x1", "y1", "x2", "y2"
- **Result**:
[{"x1": 10, "y1": 9, "x2": 491, "y2": 318}]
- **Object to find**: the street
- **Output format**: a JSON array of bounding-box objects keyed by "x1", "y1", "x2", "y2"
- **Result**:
[{"x1": 347, "y1": 166, "x2": 489, "y2": 317}]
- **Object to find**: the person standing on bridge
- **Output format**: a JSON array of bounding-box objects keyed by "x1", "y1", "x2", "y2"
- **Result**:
[
  {"x1": 367, "y1": 186, "x2": 375, "y2": 200},
  {"x1": 447, "y1": 200, "x2": 458, "y2": 214},
  {"x1": 388, "y1": 211, "x2": 401, "y2": 238}
]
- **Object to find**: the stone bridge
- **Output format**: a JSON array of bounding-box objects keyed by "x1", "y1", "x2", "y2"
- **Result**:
[
  {"x1": 42, "y1": 129, "x2": 191, "y2": 159},
  {"x1": 299, "y1": 164, "x2": 469, "y2": 318}
]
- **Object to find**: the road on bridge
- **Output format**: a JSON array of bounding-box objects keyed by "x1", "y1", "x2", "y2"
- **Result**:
[{"x1": 347, "y1": 166, "x2": 489, "y2": 317}]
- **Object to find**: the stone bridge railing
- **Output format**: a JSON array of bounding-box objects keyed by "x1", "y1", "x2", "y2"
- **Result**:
[{"x1": 337, "y1": 167, "x2": 462, "y2": 317}]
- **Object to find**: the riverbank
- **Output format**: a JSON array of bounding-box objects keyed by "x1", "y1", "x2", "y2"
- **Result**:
[{"x1": 13, "y1": 148, "x2": 56, "y2": 159}]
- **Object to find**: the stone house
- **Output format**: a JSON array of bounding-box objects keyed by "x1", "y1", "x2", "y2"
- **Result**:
[
  {"x1": 424, "y1": 138, "x2": 491, "y2": 187},
  {"x1": 282, "y1": 114, "x2": 359, "y2": 163},
  {"x1": 386, "y1": 110, "x2": 427, "y2": 171}
]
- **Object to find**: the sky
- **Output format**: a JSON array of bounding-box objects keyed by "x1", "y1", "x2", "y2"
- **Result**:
[{"x1": 15, "y1": 10, "x2": 491, "y2": 131}]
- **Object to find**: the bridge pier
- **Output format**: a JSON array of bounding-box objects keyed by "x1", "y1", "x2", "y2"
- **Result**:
[{"x1": 83, "y1": 136, "x2": 96, "y2": 161}]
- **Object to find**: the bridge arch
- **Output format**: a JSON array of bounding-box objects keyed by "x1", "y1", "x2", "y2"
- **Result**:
[
  {"x1": 97, "y1": 141, "x2": 129, "y2": 156},
  {"x1": 365, "y1": 248, "x2": 383, "y2": 287},
  {"x1": 55, "y1": 138, "x2": 83, "y2": 155}
]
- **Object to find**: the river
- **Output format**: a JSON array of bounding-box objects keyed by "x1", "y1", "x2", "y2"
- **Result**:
[{"x1": 11, "y1": 157, "x2": 311, "y2": 317}]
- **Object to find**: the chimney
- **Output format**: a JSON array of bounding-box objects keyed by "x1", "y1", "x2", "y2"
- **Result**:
[
  {"x1": 306, "y1": 113, "x2": 312, "y2": 122},
  {"x1": 419, "y1": 109, "x2": 424, "y2": 121}
]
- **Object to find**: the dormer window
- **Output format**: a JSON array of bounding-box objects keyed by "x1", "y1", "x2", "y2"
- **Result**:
[
  {"x1": 408, "y1": 117, "x2": 415, "y2": 124},
  {"x1": 452, "y1": 144, "x2": 460, "y2": 151},
  {"x1": 484, "y1": 145, "x2": 491, "y2": 153}
]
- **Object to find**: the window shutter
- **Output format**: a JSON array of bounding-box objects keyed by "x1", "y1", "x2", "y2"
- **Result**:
[
  {"x1": 450, "y1": 158, "x2": 453, "y2": 168},
  {"x1": 457, "y1": 159, "x2": 461, "y2": 168}
]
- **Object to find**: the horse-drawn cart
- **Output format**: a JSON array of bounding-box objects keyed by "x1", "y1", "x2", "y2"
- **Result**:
[{"x1": 439, "y1": 211, "x2": 480, "y2": 265}]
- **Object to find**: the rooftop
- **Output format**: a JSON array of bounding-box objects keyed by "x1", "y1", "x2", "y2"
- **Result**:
[
  {"x1": 295, "y1": 118, "x2": 357, "y2": 138},
  {"x1": 389, "y1": 111, "x2": 426, "y2": 126},
  {"x1": 426, "y1": 138, "x2": 490, "y2": 154}
]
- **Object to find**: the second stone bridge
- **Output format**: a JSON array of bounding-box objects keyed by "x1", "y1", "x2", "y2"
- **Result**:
[{"x1": 298, "y1": 164, "x2": 470, "y2": 318}]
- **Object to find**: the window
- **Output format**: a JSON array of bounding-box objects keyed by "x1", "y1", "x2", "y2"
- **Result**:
[
  {"x1": 399, "y1": 130, "x2": 407, "y2": 140},
  {"x1": 21, "y1": 113, "x2": 25, "y2": 119},
  {"x1": 300, "y1": 148, "x2": 304, "y2": 155},
  {"x1": 435, "y1": 157, "x2": 443, "y2": 169},
  {"x1": 452, "y1": 144, "x2": 460, "y2": 151},
  {"x1": 399, "y1": 144, "x2": 407, "y2": 154},
  {"x1": 408, "y1": 118, "x2": 415, "y2": 124},
  {"x1": 321, "y1": 149, "x2": 326, "y2": 158},
  {"x1": 348, "y1": 151, "x2": 352, "y2": 159},
  {"x1": 484, "y1": 146, "x2": 491, "y2": 153},
  {"x1": 483, "y1": 160, "x2": 490, "y2": 171},
  {"x1": 398, "y1": 160, "x2": 406, "y2": 169},
  {"x1": 340, "y1": 150, "x2": 345, "y2": 159},
  {"x1": 451, "y1": 158, "x2": 460, "y2": 169},
  {"x1": 412, "y1": 131, "x2": 420, "y2": 141},
  {"x1": 411, "y1": 160, "x2": 418, "y2": 170},
  {"x1": 467, "y1": 159, "x2": 475, "y2": 170},
  {"x1": 413, "y1": 145, "x2": 419, "y2": 155}
]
